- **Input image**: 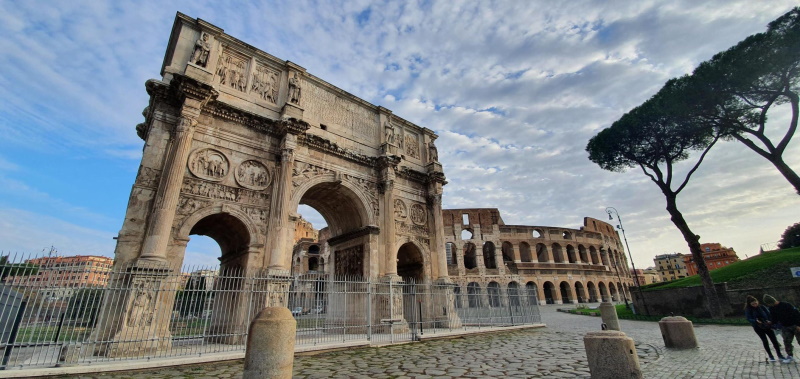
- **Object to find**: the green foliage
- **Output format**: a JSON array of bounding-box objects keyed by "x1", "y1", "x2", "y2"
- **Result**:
[
  {"x1": 0, "y1": 256, "x2": 39, "y2": 282},
  {"x1": 571, "y1": 304, "x2": 748, "y2": 325},
  {"x1": 66, "y1": 288, "x2": 104, "y2": 327},
  {"x1": 778, "y1": 222, "x2": 800, "y2": 249},
  {"x1": 173, "y1": 275, "x2": 212, "y2": 317},
  {"x1": 641, "y1": 246, "x2": 800, "y2": 290}
]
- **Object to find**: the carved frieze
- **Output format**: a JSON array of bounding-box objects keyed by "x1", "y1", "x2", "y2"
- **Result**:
[
  {"x1": 126, "y1": 280, "x2": 158, "y2": 328},
  {"x1": 241, "y1": 205, "x2": 269, "y2": 224},
  {"x1": 395, "y1": 220, "x2": 430, "y2": 237},
  {"x1": 181, "y1": 177, "x2": 269, "y2": 205},
  {"x1": 235, "y1": 160, "x2": 271, "y2": 190},
  {"x1": 136, "y1": 167, "x2": 160, "y2": 188},
  {"x1": 394, "y1": 199, "x2": 408, "y2": 220},
  {"x1": 410, "y1": 203, "x2": 427, "y2": 225},
  {"x1": 216, "y1": 48, "x2": 249, "y2": 92},
  {"x1": 177, "y1": 197, "x2": 211, "y2": 216},
  {"x1": 335, "y1": 244, "x2": 364, "y2": 277},
  {"x1": 292, "y1": 161, "x2": 333, "y2": 187},
  {"x1": 413, "y1": 235, "x2": 431, "y2": 247},
  {"x1": 405, "y1": 133, "x2": 419, "y2": 159},
  {"x1": 299, "y1": 134, "x2": 377, "y2": 168},
  {"x1": 188, "y1": 148, "x2": 230, "y2": 181},
  {"x1": 252, "y1": 64, "x2": 279, "y2": 103}
]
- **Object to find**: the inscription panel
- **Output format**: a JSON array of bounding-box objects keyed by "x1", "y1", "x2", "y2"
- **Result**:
[{"x1": 303, "y1": 81, "x2": 379, "y2": 146}]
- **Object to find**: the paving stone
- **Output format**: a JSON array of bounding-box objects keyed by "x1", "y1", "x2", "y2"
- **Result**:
[{"x1": 59, "y1": 306, "x2": 800, "y2": 378}]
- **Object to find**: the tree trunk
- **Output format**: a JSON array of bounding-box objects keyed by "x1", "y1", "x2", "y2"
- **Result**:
[
  {"x1": 664, "y1": 194, "x2": 724, "y2": 318},
  {"x1": 768, "y1": 156, "x2": 800, "y2": 195}
]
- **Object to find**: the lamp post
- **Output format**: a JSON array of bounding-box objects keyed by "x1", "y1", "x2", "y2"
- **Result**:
[
  {"x1": 606, "y1": 207, "x2": 649, "y2": 315},
  {"x1": 601, "y1": 246, "x2": 629, "y2": 308}
]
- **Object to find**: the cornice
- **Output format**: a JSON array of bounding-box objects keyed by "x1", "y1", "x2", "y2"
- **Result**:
[
  {"x1": 327, "y1": 226, "x2": 380, "y2": 247},
  {"x1": 298, "y1": 134, "x2": 377, "y2": 168}
]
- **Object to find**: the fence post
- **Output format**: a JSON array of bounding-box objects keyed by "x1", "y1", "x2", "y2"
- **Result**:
[
  {"x1": 1, "y1": 300, "x2": 26, "y2": 370},
  {"x1": 366, "y1": 280, "x2": 372, "y2": 342}
]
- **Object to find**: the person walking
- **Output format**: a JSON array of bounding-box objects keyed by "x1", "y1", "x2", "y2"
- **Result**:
[
  {"x1": 745, "y1": 295, "x2": 784, "y2": 362},
  {"x1": 763, "y1": 294, "x2": 800, "y2": 364}
]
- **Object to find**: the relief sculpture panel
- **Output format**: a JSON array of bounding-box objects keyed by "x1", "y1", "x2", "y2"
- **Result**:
[
  {"x1": 404, "y1": 133, "x2": 419, "y2": 159},
  {"x1": 181, "y1": 177, "x2": 269, "y2": 205},
  {"x1": 410, "y1": 203, "x2": 427, "y2": 225},
  {"x1": 216, "y1": 48, "x2": 249, "y2": 92},
  {"x1": 189, "y1": 148, "x2": 230, "y2": 181},
  {"x1": 251, "y1": 64, "x2": 279, "y2": 103},
  {"x1": 291, "y1": 161, "x2": 333, "y2": 187},
  {"x1": 235, "y1": 160, "x2": 271, "y2": 190},
  {"x1": 393, "y1": 199, "x2": 407, "y2": 220}
]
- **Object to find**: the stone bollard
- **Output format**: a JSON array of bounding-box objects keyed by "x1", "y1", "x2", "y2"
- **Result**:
[
  {"x1": 599, "y1": 302, "x2": 620, "y2": 331},
  {"x1": 243, "y1": 307, "x2": 296, "y2": 379},
  {"x1": 659, "y1": 316, "x2": 698, "y2": 349},
  {"x1": 584, "y1": 331, "x2": 643, "y2": 379}
]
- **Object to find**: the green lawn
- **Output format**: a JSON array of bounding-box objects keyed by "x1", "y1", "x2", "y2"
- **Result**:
[
  {"x1": 641, "y1": 246, "x2": 800, "y2": 291},
  {"x1": 570, "y1": 304, "x2": 748, "y2": 325}
]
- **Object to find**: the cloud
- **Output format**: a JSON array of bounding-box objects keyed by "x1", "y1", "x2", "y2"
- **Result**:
[{"x1": 0, "y1": 0, "x2": 798, "y2": 271}]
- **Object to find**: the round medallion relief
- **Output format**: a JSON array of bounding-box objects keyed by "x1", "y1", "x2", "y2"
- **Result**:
[
  {"x1": 188, "y1": 148, "x2": 229, "y2": 181},
  {"x1": 393, "y1": 199, "x2": 408, "y2": 220},
  {"x1": 235, "y1": 160, "x2": 271, "y2": 190},
  {"x1": 410, "y1": 203, "x2": 427, "y2": 225}
]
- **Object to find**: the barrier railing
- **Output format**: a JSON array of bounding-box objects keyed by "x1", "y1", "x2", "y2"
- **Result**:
[{"x1": 0, "y1": 253, "x2": 541, "y2": 370}]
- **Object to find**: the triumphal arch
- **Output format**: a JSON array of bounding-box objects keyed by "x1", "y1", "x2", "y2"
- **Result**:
[{"x1": 92, "y1": 13, "x2": 456, "y2": 357}]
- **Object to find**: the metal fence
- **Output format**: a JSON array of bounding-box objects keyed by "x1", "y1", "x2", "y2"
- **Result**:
[{"x1": 0, "y1": 253, "x2": 541, "y2": 370}]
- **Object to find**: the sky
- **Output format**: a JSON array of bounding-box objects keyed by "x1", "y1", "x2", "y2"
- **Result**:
[{"x1": 0, "y1": 0, "x2": 798, "y2": 269}]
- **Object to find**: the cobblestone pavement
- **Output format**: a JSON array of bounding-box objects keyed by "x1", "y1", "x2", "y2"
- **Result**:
[{"x1": 53, "y1": 305, "x2": 800, "y2": 378}]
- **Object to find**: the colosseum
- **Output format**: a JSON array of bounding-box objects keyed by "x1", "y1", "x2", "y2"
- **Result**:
[
  {"x1": 442, "y1": 208, "x2": 634, "y2": 306},
  {"x1": 292, "y1": 207, "x2": 635, "y2": 306}
]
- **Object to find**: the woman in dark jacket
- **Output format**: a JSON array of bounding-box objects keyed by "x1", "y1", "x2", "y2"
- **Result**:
[{"x1": 745, "y1": 295, "x2": 784, "y2": 362}]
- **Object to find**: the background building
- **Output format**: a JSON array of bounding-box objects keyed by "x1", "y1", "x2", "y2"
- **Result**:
[
  {"x1": 683, "y1": 243, "x2": 740, "y2": 276},
  {"x1": 631, "y1": 268, "x2": 660, "y2": 286},
  {"x1": 293, "y1": 216, "x2": 319, "y2": 244},
  {"x1": 6, "y1": 255, "x2": 113, "y2": 299},
  {"x1": 653, "y1": 253, "x2": 688, "y2": 282}
]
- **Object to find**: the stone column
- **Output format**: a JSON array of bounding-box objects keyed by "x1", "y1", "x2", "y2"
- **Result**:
[
  {"x1": 139, "y1": 82, "x2": 216, "y2": 263},
  {"x1": 427, "y1": 190, "x2": 447, "y2": 280},
  {"x1": 266, "y1": 138, "x2": 296, "y2": 271},
  {"x1": 378, "y1": 156, "x2": 400, "y2": 276},
  {"x1": 139, "y1": 116, "x2": 196, "y2": 263},
  {"x1": 495, "y1": 248, "x2": 504, "y2": 274}
]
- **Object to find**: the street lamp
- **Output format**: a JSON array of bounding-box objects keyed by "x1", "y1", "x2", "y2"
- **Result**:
[
  {"x1": 606, "y1": 207, "x2": 649, "y2": 315},
  {"x1": 600, "y1": 246, "x2": 629, "y2": 308}
]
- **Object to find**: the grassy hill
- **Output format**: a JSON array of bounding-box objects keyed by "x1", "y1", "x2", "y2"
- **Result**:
[{"x1": 642, "y1": 246, "x2": 800, "y2": 291}]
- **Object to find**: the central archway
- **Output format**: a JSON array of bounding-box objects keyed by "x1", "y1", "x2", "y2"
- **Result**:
[{"x1": 292, "y1": 179, "x2": 374, "y2": 278}]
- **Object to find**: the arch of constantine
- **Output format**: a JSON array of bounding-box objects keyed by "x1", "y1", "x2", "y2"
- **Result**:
[{"x1": 93, "y1": 13, "x2": 455, "y2": 357}]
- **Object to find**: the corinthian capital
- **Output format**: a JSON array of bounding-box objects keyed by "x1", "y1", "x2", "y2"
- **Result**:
[{"x1": 175, "y1": 116, "x2": 197, "y2": 133}]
